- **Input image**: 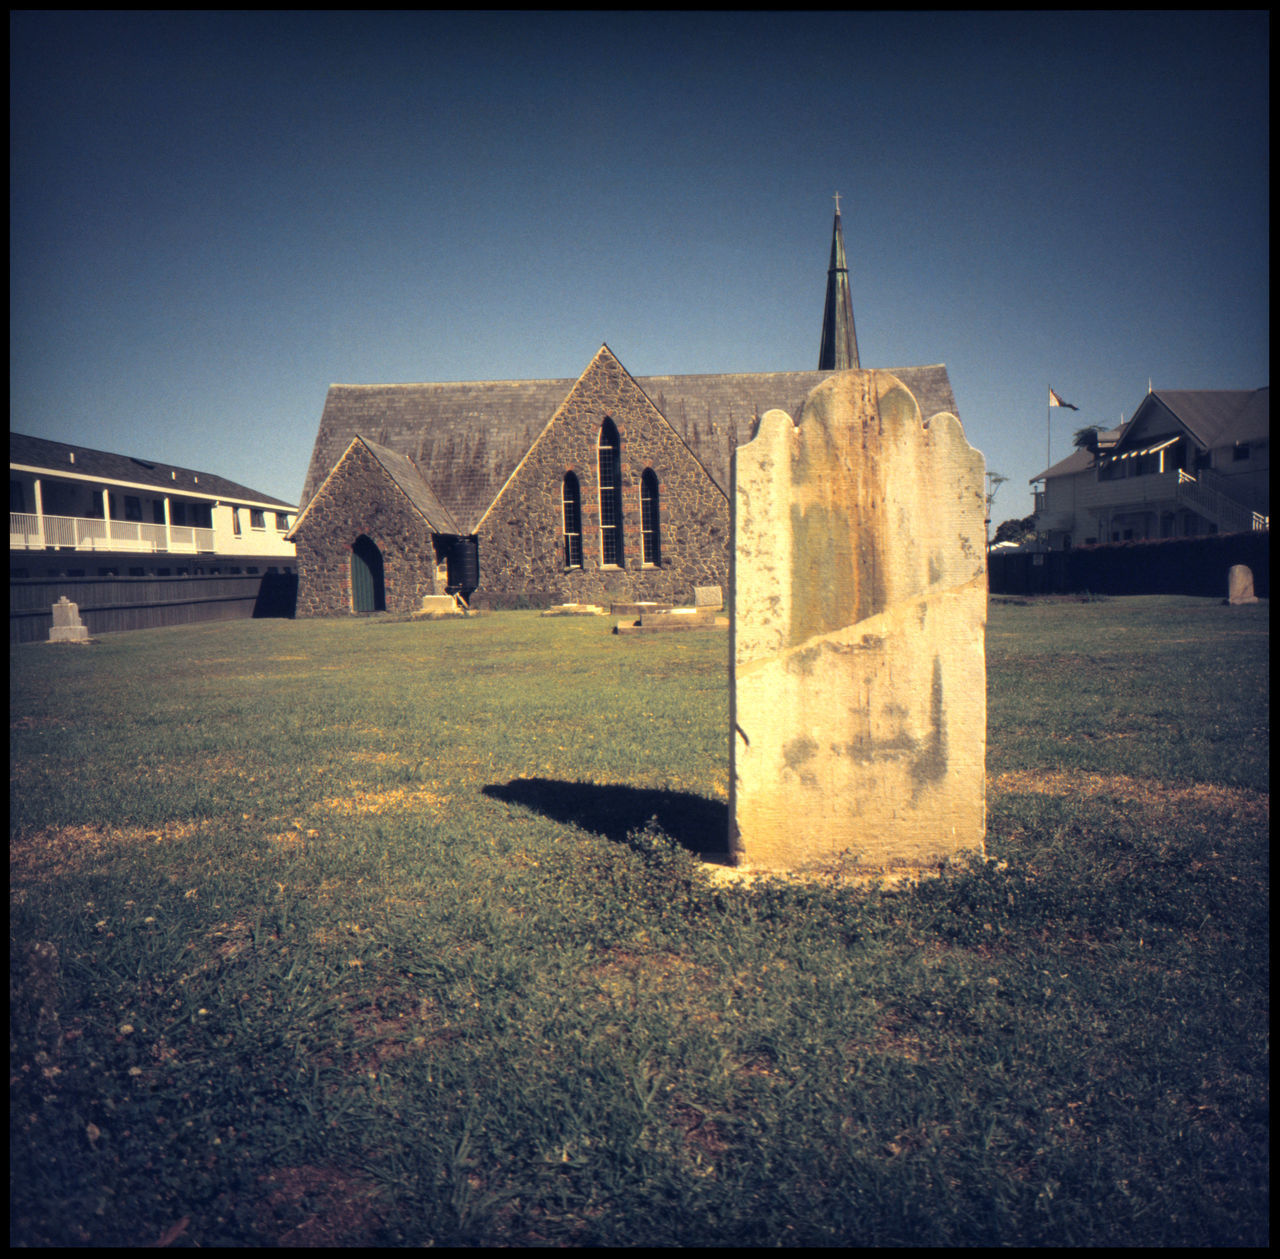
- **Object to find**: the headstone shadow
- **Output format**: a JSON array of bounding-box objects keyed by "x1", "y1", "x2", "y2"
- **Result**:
[{"x1": 482, "y1": 777, "x2": 731, "y2": 861}]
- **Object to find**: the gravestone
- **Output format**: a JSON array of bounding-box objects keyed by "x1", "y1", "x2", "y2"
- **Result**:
[
  {"x1": 694, "y1": 585, "x2": 723, "y2": 610},
  {"x1": 731, "y1": 370, "x2": 987, "y2": 872},
  {"x1": 48, "y1": 597, "x2": 91, "y2": 643},
  {"x1": 1227, "y1": 564, "x2": 1258, "y2": 605}
]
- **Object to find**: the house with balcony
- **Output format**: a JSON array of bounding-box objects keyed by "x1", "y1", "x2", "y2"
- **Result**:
[
  {"x1": 10, "y1": 432, "x2": 297, "y2": 580},
  {"x1": 1031, "y1": 388, "x2": 1269, "y2": 549}
]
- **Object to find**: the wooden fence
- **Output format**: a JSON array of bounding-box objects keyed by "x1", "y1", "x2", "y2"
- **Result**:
[
  {"x1": 10, "y1": 572, "x2": 298, "y2": 644},
  {"x1": 989, "y1": 530, "x2": 1269, "y2": 599}
]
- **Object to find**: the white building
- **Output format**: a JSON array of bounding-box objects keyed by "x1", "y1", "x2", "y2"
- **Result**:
[
  {"x1": 1031, "y1": 388, "x2": 1269, "y2": 550},
  {"x1": 10, "y1": 432, "x2": 296, "y2": 579}
]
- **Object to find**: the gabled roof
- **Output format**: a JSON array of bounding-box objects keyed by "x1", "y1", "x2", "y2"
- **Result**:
[
  {"x1": 359, "y1": 436, "x2": 462, "y2": 535},
  {"x1": 302, "y1": 349, "x2": 961, "y2": 534},
  {"x1": 474, "y1": 344, "x2": 729, "y2": 531},
  {"x1": 9, "y1": 431, "x2": 295, "y2": 508},
  {"x1": 302, "y1": 377, "x2": 574, "y2": 540},
  {"x1": 1127, "y1": 389, "x2": 1270, "y2": 450},
  {"x1": 1033, "y1": 386, "x2": 1270, "y2": 482},
  {"x1": 288, "y1": 434, "x2": 462, "y2": 539}
]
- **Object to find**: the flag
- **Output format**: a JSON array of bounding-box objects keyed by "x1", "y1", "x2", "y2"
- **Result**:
[{"x1": 1048, "y1": 388, "x2": 1078, "y2": 411}]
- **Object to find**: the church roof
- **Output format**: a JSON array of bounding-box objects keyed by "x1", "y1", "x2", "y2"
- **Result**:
[
  {"x1": 302, "y1": 358, "x2": 960, "y2": 535},
  {"x1": 358, "y1": 436, "x2": 462, "y2": 535},
  {"x1": 303, "y1": 378, "x2": 575, "y2": 538}
]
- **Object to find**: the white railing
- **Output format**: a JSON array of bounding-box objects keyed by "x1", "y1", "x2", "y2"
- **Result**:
[
  {"x1": 9, "y1": 512, "x2": 215, "y2": 553},
  {"x1": 1174, "y1": 472, "x2": 1262, "y2": 535}
]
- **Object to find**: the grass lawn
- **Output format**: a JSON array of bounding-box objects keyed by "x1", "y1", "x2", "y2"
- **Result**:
[{"x1": 9, "y1": 596, "x2": 1269, "y2": 1245}]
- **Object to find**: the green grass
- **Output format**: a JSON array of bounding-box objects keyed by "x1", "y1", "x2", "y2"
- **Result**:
[{"x1": 10, "y1": 596, "x2": 1269, "y2": 1245}]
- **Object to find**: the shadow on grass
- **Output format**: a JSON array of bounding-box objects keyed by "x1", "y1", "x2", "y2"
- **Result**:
[{"x1": 483, "y1": 777, "x2": 731, "y2": 861}]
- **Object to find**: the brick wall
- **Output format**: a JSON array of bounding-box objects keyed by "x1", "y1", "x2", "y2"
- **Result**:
[
  {"x1": 474, "y1": 349, "x2": 730, "y2": 607},
  {"x1": 292, "y1": 440, "x2": 444, "y2": 617}
]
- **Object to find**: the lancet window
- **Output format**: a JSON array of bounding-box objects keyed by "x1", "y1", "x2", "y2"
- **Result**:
[
  {"x1": 598, "y1": 419, "x2": 624, "y2": 566},
  {"x1": 562, "y1": 472, "x2": 583, "y2": 569},
  {"x1": 640, "y1": 468, "x2": 661, "y2": 566}
]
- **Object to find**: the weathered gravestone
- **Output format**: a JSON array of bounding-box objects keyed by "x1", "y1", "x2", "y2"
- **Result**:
[
  {"x1": 48, "y1": 597, "x2": 91, "y2": 643},
  {"x1": 731, "y1": 370, "x2": 987, "y2": 871},
  {"x1": 1227, "y1": 564, "x2": 1258, "y2": 605}
]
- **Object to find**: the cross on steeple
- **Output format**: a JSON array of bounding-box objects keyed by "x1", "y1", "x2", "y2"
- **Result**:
[{"x1": 818, "y1": 196, "x2": 859, "y2": 370}]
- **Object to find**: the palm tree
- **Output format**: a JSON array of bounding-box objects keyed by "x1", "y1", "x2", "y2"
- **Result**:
[{"x1": 1072, "y1": 426, "x2": 1101, "y2": 462}]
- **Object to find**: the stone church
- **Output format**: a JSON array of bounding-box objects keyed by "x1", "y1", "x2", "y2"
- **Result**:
[{"x1": 290, "y1": 205, "x2": 961, "y2": 613}]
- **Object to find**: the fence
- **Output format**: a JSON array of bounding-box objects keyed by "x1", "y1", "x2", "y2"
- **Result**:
[
  {"x1": 989, "y1": 530, "x2": 1269, "y2": 599},
  {"x1": 10, "y1": 572, "x2": 298, "y2": 644},
  {"x1": 10, "y1": 512, "x2": 216, "y2": 553}
]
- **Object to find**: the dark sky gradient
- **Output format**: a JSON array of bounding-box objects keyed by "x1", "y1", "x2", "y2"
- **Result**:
[{"x1": 11, "y1": 11, "x2": 1269, "y2": 517}]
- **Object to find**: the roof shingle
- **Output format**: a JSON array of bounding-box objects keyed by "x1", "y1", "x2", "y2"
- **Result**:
[
  {"x1": 10, "y1": 432, "x2": 296, "y2": 508},
  {"x1": 303, "y1": 358, "x2": 962, "y2": 534}
]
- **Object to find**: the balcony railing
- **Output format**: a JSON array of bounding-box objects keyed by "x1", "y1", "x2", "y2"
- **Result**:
[
  {"x1": 10, "y1": 512, "x2": 216, "y2": 554},
  {"x1": 1175, "y1": 471, "x2": 1268, "y2": 534}
]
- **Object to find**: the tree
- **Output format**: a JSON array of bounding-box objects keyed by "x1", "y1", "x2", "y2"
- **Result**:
[
  {"x1": 993, "y1": 515, "x2": 1037, "y2": 546},
  {"x1": 1073, "y1": 426, "x2": 1101, "y2": 461}
]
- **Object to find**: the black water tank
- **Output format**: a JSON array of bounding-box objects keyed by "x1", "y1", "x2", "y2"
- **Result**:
[{"x1": 450, "y1": 535, "x2": 479, "y2": 596}]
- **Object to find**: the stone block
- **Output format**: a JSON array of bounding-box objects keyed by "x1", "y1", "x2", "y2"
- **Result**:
[
  {"x1": 694, "y1": 585, "x2": 723, "y2": 609},
  {"x1": 614, "y1": 601, "x2": 729, "y2": 634},
  {"x1": 730, "y1": 370, "x2": 987, "y2": 872},
  {"x1": 614, "y1": 610, "x2": 728, "y2": 635},
  {"x1": 609, "y1": 601, "x2": 674, "y2": 616},
  {"x1": 48, "y1": 597, "x2": 91, "y2": 643},
  {"x1": 1227, "y1": 564, "x2": 1258, "y2": 605},
  {"x1": 643, "y1": 606, "x2": 717, "y2": 626}
]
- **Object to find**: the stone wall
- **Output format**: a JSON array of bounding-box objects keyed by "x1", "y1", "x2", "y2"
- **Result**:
[
  {"x1": 292, "y1": 440, "x2": 444, "y2": 617},
  {"x1": 475, "y1": 347, "x2": 730, "y2": 607}
]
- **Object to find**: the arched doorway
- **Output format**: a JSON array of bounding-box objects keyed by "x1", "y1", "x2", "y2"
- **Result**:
[{"x1": 350, "y1": 535, "x2": 386, "y2": 612}]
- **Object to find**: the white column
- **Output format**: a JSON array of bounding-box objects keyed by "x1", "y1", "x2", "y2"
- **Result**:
[
  {"x1": 33, "y1": 477, "x2": 46, "y2": 548},
  {"x1": 101, "y1": 488, "x2": 111, "y2": 549},
  {"x1": 163, "y1": 496, "x2": 172, "y2": 552}
]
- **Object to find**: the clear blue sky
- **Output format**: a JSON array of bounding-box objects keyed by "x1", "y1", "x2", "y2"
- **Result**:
[{"x1": 11, "y1": 11, "x2": 1269, "y2": 521}]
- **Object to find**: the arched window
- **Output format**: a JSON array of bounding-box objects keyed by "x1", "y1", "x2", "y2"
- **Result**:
[
  {"x1": 562, "y1": 472, "x2": 583, "y2": 569},
  {"x1": 597, "y1": 418, "x2": 624, "y2": 566},
  {"x1": 350, "y1": 535, "x2": 386, "y2": 612},
  {"x1": 640, "y1": 468, "x2": 661, "y2": 566}
]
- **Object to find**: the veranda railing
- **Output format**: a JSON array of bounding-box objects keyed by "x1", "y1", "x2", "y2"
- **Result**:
[{"x1": 9, "y1": 512, "x2": 216, "y2": 553}]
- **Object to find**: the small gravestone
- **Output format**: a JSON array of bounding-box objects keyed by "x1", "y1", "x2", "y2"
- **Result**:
[
  {"x1": 694, "y1": 585, "x2": 723, "y2": 610},
  {"x1": 731, "y1": 370, "x2": 987, "y2": 872},
  {"x1": 48, "y1": 597, "x2": 91, "y2": 643},
  {"x1": 1227, "y1": 564, "x2": 1258, "y2": 605}
]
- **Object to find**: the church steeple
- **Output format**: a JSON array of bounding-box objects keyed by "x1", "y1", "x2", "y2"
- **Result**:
[{"x1": 818, "y1": 194, "x2": 860, "y2": 371}]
